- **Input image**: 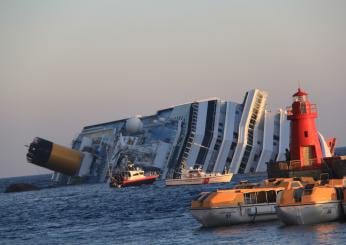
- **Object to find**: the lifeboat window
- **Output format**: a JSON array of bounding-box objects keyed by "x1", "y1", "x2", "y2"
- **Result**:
[
  {"x1": 195, "y1": 193, "x2": 210, "y2": 202},
  {"x1": 293, "y1": 188, "x2": 303, "y2": 202},
  {"x1": 256, "y1": 191, "x2": 267, "y2": 203},
  {"x1": 267, "y1": 190, "x2": 277, "y2": 203},
  {"x1": 244, "y1": 192, "x2": 257, "y2": 204},
  {"x1": 303, "y1": 184, "x2": 314, "y2": 195}
]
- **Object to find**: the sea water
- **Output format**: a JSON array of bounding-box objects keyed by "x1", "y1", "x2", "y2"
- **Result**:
[{"x1": 0, "y1": 174, "x2": 345, "y2": 245}]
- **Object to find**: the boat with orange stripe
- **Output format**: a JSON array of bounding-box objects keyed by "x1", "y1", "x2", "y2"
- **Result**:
[
  {"x1": 110, "y1": 164, "x2": 159, "y2": 188},
  {"x1": 276, "y1": 177, "x2": 346, "y2": 225},
  {"x1": 190, "y1": 178, "x2": 309, "y2": 227}
]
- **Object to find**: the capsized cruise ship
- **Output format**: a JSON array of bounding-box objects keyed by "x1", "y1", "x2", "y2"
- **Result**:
[{"x1": 26, "y1": 89, "x2": 333, "y2": 185}]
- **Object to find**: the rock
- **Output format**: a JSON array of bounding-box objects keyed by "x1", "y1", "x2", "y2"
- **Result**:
[{"x1": 4, "y1": 183, "x2": 40, "y2": 193}]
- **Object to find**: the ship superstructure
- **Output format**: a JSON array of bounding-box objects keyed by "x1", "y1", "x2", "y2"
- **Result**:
[{"x1": 26, "y1": 88, "x2": 333, "y2": 185}]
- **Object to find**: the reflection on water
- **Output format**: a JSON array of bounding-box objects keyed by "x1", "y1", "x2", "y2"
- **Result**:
[{"x1": 194, "y1": 218, "x2": 346, "y2": 244}]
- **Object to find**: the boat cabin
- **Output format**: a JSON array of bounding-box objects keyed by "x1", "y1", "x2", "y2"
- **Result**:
[
  {"x1": 191, "y1": 187, "x2": 285, "y2": 209},
  {"x1": 124, "y1": 170, "x2": 145, "y2": 180},
  {"x1": 186, "y1": 169, "x2": 203, "y2": 178}
]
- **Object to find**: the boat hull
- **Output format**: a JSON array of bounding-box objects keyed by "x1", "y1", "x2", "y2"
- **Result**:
[
  {"x1": 111, "y1": 175, "x2": 158, "y2": 188},
  {"x1": 166, "y1": 173, "x2": 232, "y2": 186},
  {"x1": 276, "y1": 201, "x2": 342, "y2": 225},
  {"x1": 191, "y1": 203, "x2": 277, "y2": 227}
]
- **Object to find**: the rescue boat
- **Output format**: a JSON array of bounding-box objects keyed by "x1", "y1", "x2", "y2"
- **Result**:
[
  {"x1": 165, "y1": 167, "x2": 232, "y2": 186},
  {"x1": 109, "y1": 165, "x2": 159, "y2": 188},
  {"x1": 190, "y1": 178, "x2": 306, "y2": 227},
  {"x1": 276, "y1": 178, "x2": 345, "y2": 225}
]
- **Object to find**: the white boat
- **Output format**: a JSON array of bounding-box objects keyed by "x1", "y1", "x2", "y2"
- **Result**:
[{"x1": 165, "y1": 168, "x2": 233, "y2": 186}]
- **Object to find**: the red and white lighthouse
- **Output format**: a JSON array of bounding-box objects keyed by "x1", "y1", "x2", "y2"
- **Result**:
[{"x1": 287, "y1": 88, "x2": 323, "y2": 167}]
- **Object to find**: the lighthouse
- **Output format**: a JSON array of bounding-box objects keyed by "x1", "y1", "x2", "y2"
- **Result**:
[{"x1": 287, "y1": 88, "x2": 323, "y2": 167}]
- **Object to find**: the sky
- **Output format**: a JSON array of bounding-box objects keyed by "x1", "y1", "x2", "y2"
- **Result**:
[{"x1": 0, "y1": 0, "x2": 345, "y2": 178}]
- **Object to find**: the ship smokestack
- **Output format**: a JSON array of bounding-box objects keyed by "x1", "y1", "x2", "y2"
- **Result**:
[{"x1": 26, "y1": 137, "x2": 83, "y2": 176}]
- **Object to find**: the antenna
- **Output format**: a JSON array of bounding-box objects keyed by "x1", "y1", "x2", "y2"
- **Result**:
[{"x1": 298, "y1": 81, "x2": 301, "y2": 89}]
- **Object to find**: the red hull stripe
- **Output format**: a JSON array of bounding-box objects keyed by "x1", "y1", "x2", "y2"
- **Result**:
[{"x1": 122, "y1": 176, "x2": 158, "y2": 187}]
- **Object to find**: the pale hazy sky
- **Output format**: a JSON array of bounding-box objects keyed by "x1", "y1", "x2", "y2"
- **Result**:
[{"x1": 1, "y1": 0, "x2": 345, "y2": 178}]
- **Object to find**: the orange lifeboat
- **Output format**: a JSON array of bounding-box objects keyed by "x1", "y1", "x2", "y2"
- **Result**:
[
  {"x1": 276, "y1": 178, "x2": 345, "y2": 225},
  {"x1": 190, "y1": 178, "x2": 307, "y2": 227}
]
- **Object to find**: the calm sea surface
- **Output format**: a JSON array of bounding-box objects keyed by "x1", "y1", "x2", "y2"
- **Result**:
[{"x1": 0, "y1": 174, "x2": 345, "y2": 245}]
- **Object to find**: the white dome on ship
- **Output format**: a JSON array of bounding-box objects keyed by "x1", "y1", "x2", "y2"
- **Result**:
[{"x1": 125, "y1": 117, "x2": 143, "y2": 134}]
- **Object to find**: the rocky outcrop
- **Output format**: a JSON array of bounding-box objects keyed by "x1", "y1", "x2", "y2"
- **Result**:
[{"x1": 4, "y1": 183, "x2": 40, "y2": 193}]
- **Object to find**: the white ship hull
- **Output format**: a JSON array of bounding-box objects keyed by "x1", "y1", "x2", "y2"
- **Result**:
[
  {"x1": 191, "y1": 203, "x2": 277, "y2": 227},
  {"x1": 276, "y1": 201, "x2": 342, "y2": 225},
  {"x1": 165, "y1": 173, "x2": 233, "y2": 186}
]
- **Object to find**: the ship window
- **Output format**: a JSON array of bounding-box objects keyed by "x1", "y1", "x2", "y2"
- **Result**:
[{"x1": 304, "y1": 131, "x2": 308, "y2": 138}]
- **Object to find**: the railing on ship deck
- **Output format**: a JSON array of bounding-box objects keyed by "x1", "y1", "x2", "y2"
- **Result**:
[{"x1": 269, "y1": 158, "x2": 320, "y2": 171}]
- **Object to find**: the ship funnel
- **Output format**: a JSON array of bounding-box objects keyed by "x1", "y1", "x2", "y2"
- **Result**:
[{"x1": 26, "y1": 137, "x2": 83, "y2": 176}]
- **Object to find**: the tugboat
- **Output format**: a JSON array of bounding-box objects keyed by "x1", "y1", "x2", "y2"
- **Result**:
[
  {"x1": 190, "y1": 177, "x2": 308, "y2": 227},
  {"x1": 109, "y1": 163, "x2": 159, "y2": 188},
  {"x1": 276, "y1": 177, "x2": 345, "y2": 225},
  {"x1": 165, "y1": 166, "x2": 232, "y2": 186}
]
